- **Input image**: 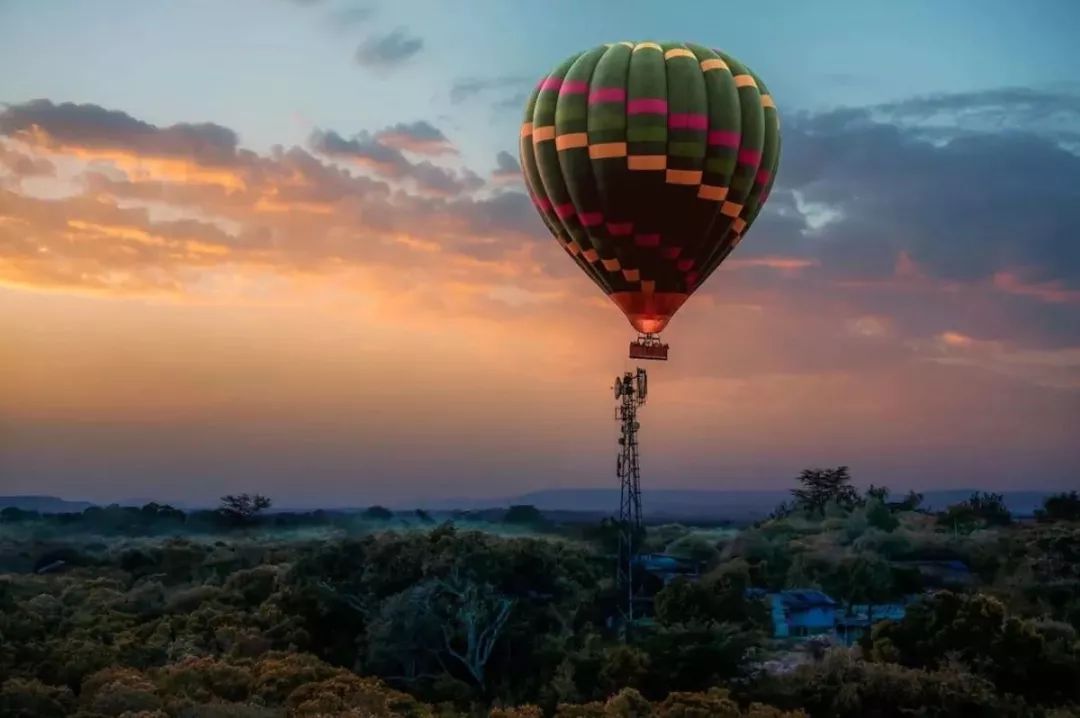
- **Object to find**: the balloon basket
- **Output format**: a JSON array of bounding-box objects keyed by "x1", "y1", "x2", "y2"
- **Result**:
[{"x1": 629, "y1": 334, "x2": 668, "y2": 361}]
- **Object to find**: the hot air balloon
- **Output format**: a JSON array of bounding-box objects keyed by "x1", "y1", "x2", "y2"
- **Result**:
[{"x1": 520, "y1": 42, "x2": 780, "y2": 360}]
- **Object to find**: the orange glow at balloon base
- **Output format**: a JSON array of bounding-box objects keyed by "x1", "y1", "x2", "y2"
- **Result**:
[{"x1": 609, "y1": 291, "x2": 688, "y2": 334}]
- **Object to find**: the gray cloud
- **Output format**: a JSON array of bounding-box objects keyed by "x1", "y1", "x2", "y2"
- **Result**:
[
  {"x1": 449, "y1": 75, "x2": 531, "y2": 104},
  {"x1": 327, "y1": 5, "x2": 375, "y2": 28},
  {"x1": 874, "y1": 87, "x2": 1080, "y2": 150},
  {"x1": 308, "y1": 128, "x2": 410, "y2": 175},
  {"x1": 374, "y1": 120, "x2": 455, "y2": 155},
  {"x1": 491, "y1": 150, "x2": 520, "y2": 183},
  {"x1": 0, "y1": 99, "x2": 239, "y2": 164},
  {"x1": 354, "y1": 28, "x2": 423, "y2": 67},
  {"x1": 769, "y1": 100, "x2": 1080, "y2": 290},
  {"x1": 308, "y1": 127, "x2": 481, "y2": 197}
]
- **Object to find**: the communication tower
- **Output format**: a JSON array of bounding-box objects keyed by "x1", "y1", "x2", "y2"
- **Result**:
[{"x1": 613, "y1": 367, "x2": 647, "y2": 630}]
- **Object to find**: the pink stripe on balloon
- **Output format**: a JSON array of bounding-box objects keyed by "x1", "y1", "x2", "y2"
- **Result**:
[
  {"x1": 539, "y1": 77, "x2": 563, "y2": 92},
  {"x1": 756, "y1": 168, "x2": 771, "y2": 184},
  {"x1": 589, "y1": 87, "x2": 626, "y2": 104},
  {"x1": 554, "y1": 202, "x2": 576, "y2": 219},
  {"x1": 707, "y1": 130, "x2": 740, "y2": 147},
  {"x1": 534, "y1": 197, "x2": 552, "y2": 212},
  {"x1": 668, "y1": 113, "x2": 708, "y2": 130},
  {"x1": 738, "y1": 148, "x2": 762, "y2": 165},
  {"x1": 660, "y1": 247, "x2": 681, "y2": 259},
  {"x1": 559, "y1": 79, "x2": 589, "y2": 95},
  {"x1": 607, "y1": 222, "x2": 633, "y2": 236},
  {"x1": 635, "y1": 234, "x2": 661, "y2": 247},
  {"x1": 628, "y1": 98, "x2": 668, "y2": 114},
  {"x1": 676, "y1": 259, "x2": 695, "y2": 271},
  {"x1": 579, "y1": 211, "x2": 604, "y2": 227},
  {"x1": 685, "y1": 271, "x2": 699, "y2": 285}
]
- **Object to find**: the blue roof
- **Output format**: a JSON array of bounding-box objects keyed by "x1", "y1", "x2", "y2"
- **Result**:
[{"x1": 778, "y1": 589, "x2": 837, "y2": 609}]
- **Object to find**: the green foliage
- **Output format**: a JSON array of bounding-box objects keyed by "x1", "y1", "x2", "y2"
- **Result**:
[
  {"x1": 663, "y1": 534, "x2": 720, "y2": 566},
  {"x1": 749, "y1": 650, "x2": 1029, "y2": 717},
  {"x1": 872, "y1": 591, "x2": 1080, "y2": 706},
  {"x1": 1039, "y1": 491, "x2": 1080, "y2": 523},
  {"x1": 865, "y1": 499, "x2": 900, "y2": 532},
  {"x1": 654, "y1": 562, "x2": 766, "y2": 629},
  {"x1": 939, "y1": 492, "x2": 1012, "y2": 533},
  {"x1": 0, "y1": 678, "x2": 75, "y2": 718},
  {"x1": 364, "y1": 505, "x2": 395, "y2": 521},
  {"x1": 504, "y1": 505, "x2": 546, "y2": 525},
  {"x1": 2, "y1": 499, "x2": 1078, "y2": 716}
]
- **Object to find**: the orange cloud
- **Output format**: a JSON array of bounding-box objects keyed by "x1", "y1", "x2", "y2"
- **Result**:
[
  {"x1": 993, "y1": 270, "x2": 1080, "y2": 304},
  {"x1": 725, "y1": 256, "x2": 819, "y2": 272}
]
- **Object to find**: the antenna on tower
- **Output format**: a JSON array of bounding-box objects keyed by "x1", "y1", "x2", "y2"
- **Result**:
[{"x1": 613, "y1": 367, "x2": 647, "y2": 636}]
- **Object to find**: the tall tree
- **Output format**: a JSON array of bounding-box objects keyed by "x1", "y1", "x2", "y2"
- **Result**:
[
  {"x1": 791, "y1": 466, "x2": 859, "y2": 514},
  {"x1": 218, "y1": 494, "x2": 272, "y2": 524}
]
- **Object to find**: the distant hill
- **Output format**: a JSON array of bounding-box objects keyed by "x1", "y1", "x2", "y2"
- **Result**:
[
  {"x1": 410, "y1": 488, "x2": 1058, "y2": 521},
  {"x1": 1, "y1": 488, "x2": 1059, "y2": 521},
  {"x1": 0, "y1": 495, "x2": 95, "y2": 513}
]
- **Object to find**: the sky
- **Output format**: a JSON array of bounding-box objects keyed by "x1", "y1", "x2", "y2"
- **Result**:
[{"x1": 1, "y1": 0, "x2": 1078, "y2": 507}]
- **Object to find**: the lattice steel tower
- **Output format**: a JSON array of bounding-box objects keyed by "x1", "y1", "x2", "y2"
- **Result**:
[{"x1": 614, "y1": 368, "x2": 647, "y2": 629}]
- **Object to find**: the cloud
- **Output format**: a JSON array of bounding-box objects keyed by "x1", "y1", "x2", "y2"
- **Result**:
[
  {"x1": 327, "y1": 5, "x2": 375, "y2": 28},
  {"x1": 0, "y1": 99, "x2": 239, "y2": 164},
  {"x1": 354, "y1": 28, "x2": 423, "y2": 67},
  {"x1": 449, "y1": 75, "x2": 531, "y2": 104},
  {"x1": 912, "y1": 330, "x2": 1080, "y2": 390},
  {"x1": 4, "y1": 92, "x2": 1080, "y2": 377},
  {"x1": 408, "y1": 161, "x2": 483, "y2": 197},
  {"x1": 373, "y1": 121, "x2": 455, "y2": 156},
  {"x1": 0, "y1": 140, "x2": 55, "y2": 180},
  {"x1": 491, "y1": 150, "x2": 520, "y2": 184},
  {"x1": 309, "y1": 128, "x2": 410, "y2": 176},
  {"x1": 774, "y1": 102, "x2": 1080, "y2": 297},
  {"x1": 875, "y1": 87, "x2": 1080, "y2": 145},
  {"x1": 308, "y1": 126, "x2": 481, "y2": 197}
]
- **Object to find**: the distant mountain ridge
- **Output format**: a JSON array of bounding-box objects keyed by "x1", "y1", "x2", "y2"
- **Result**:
[
  {"x1": 0, "y1": 495, "x2": 95, "y2": 513},
  {"x1": 410, "y1": 488, "x2": 1057, "y2": 520},
  {"x1": 0, "y1": 489, "x2": 1058, "y2": 520}
]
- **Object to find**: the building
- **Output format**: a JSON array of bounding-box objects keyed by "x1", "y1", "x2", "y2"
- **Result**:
[
  {"x1": 632, "y1": 553, "x2": 702, "y2": 585},
  {"x1": 835, "y1": 602, "x2": 906, "y2": 645},
  {"x1": 747, "y1": 588, "x2": 908, "y2": 643},
  {"x1": 769, "y1": 590, "x2": 838, "y2": 638}
]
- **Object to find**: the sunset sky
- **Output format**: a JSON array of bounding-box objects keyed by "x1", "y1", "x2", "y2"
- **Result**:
[{"x1": 2, "y1": 0, "x2": 1078, "y2": 507}]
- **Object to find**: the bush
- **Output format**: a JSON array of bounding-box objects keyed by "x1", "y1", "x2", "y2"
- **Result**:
[
  {"x1": 0, "y1": 678, "x2": 75, "y2": 718},
  {"x1": 80, "y1": 666, "x2": 162, "y2": 716}
]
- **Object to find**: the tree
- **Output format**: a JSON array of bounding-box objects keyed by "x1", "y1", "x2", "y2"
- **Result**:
[
  {"x1": 430, "y1": 570, "x2": 514, "y2": 692},
  {"x1": 790, "y1": 467, "x2": 859, "y2": 514},
  {"x1": 939, "y1": 492, "x2": 1011, "y2": 533},
  {"x1": 363, "y1": 506, "x2": 394, "y2": 521},
  {"x1": 968, "y1": 492, "x2": 1011, "y2": 526},
  {"x1": 218, "y1": 494, "x2": 272, "y2": 524},
  {"x1": 0, "y1": 507, "x2": 40, "y2": 523},
  {"x1": 503, "y1": 505, "x2": 545, "y2": 526},
  {"x1": 865, "y1": 485, "x2": 890, "y2": 502},
  {"x1": 872, "y1": 591, "x2": 1080, "y2": 706},
  {"x1": 865, "y1": 499, "x2": 900, "y2": 532},
  {"x1": 1037, "y1": 491, "x2": 1080, "y2": 522},
  {"x1": 895, "y1": 490, "x2": 924, "y2": 512}
]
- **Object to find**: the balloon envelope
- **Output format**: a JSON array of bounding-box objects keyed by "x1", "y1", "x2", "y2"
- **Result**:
[{"x1": 520, "y1": 42, "x2": 781, "y2": 334}]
